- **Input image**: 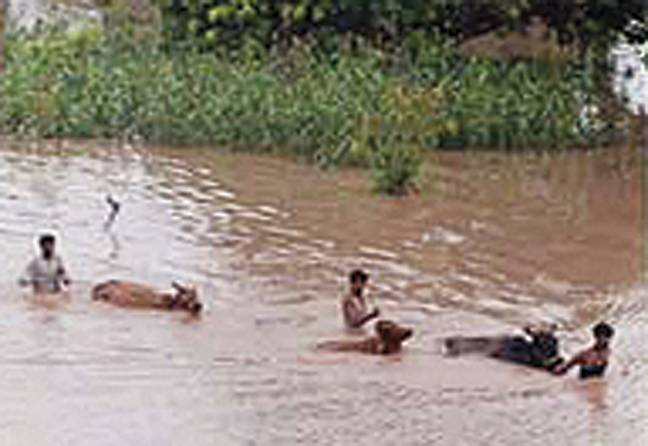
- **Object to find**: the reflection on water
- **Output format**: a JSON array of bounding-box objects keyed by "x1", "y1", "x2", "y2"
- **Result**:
[{"x1": 0, "y1": 138, "x2": 645, "y2": 445}]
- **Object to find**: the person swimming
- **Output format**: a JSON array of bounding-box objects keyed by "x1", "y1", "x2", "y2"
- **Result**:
[
  {"x1": 340, "y1": 269, "x2": 380, "y2": 330},
  {"x1": 19, "y1": 233, "x2": 71, "y2": 294},
  {"x1": 552, "y1": 322, "x2": 614, "y2": 379}
]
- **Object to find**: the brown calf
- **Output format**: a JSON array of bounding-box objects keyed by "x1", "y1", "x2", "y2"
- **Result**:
[
  {"x1": 91, "y1": 280, "x2": 203, "y2": 315},
  {"x1": 318, "y1": 320, "x2": 413, "y2": 355}
]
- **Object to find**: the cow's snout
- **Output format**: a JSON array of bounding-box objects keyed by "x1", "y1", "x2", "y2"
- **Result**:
[{"x1": 188, "y1": 300, "x2": 203, "y2": 314}]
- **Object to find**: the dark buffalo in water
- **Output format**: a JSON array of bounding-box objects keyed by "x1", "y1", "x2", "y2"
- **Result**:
[{"x1": 444, "y1": 324, "x2": 564, "y2": 371}]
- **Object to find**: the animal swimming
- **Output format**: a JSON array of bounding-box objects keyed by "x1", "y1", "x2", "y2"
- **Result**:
[
  {"x1": 317, "y1": 320, "x2": 413, "y2": 355},
  {"x1": 91, "y1": 280, "x2": 203, "y2": 315},
  {"x1": 443, "y1": 323, "x2": 564, "y2": 372}
]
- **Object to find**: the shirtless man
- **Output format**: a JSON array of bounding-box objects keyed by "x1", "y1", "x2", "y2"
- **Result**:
[
  {"x1": 19, "y1": 233, "x2": 71, "y2": 294},
  {"x1": 553, "y1": 322, "x2": 614, "y2": 379},
  {"x1": 341, "y1": 269, "x2": 380, "y2": 330}
]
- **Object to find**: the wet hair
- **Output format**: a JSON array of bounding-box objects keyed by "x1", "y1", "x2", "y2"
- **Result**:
[
  {"x1": 349, "y1": 269, "x2": 369, "y2": 284},
  {"x1": 38, "y1": 233, "x2": 56, "y2": 246},
  {"x1": 593, "y1": 322, "x2": 614, "y2": 339}
]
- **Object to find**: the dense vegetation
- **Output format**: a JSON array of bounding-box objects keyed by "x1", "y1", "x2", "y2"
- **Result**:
[
  {"x1": 0, "y1": 0, "x2": 6, "y2": 72},
  {"x1": 0, "y1": 1, "x2": 645, "y2": 194},
  {"x1": 163, "y1": 0, "x2": 648, "y2": 50}
]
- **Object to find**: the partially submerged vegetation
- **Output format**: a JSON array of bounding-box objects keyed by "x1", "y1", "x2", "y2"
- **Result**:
[{"x1": 0, "y1": 1, "x2": 645, "y2": 194}]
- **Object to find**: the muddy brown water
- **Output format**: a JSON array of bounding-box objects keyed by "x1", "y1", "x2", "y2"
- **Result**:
[{"x1": 0, "y1": 139, "x2": 646, "y2": 445}]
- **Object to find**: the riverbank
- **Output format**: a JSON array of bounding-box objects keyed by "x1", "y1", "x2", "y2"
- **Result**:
[{"x1": 0, "y1": 27, "x2": 624, "y2": 193}]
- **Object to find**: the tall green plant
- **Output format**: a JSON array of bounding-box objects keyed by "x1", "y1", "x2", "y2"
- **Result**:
[{"x1": 350, "y1": 85, "x2": 446, "y2": 195}]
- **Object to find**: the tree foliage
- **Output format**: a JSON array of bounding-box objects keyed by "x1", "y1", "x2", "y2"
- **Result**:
[
  {"x1": 160, "y1": 0, "x2": 648, "y2": 51},
  {"x1": 0, "y1": 0, "x2": 6, "y2": 72}
]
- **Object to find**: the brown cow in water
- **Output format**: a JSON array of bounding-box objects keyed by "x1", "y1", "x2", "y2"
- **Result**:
[
  {"x1": 317, "y1": 320, "x2": 414, "y2": 355},
  {"x1": 91, "y1": 280, "x2": 203, "y2": 315}
]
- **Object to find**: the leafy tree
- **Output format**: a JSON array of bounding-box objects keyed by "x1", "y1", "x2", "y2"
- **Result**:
[{"x1": 160, "y1": 0, "x2": 648, "y2": 53}]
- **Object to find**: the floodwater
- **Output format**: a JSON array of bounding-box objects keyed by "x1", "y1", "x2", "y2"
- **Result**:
[{"x1": 0, "y1": 139, "x2": 645, "y2": 446}]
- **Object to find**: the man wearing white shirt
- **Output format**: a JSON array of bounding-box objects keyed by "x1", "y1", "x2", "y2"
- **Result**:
[{"x1": 19, "y1": 233, "x2": 71, "y2": 294}]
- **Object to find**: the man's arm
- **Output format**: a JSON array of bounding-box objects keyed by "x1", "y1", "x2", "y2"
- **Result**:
[
  {"x1": 552, "y1": 350, "x2": 585, "y2": 375},
  {"x1": 343, "y1": 299, "x2": 380, "y2": 328},
  {"x1": 56, "y1": 256, "x2": 71, "y2": 286},
  {"x1": 355, "y1": 307, "x2": 380, "y2": 327}
]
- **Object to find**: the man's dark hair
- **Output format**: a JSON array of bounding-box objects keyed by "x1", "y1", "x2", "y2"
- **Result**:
[
  {"x1": 593, "y1": 322, "x2": 614, "y2": 339},
  {"x1": 349, "y1": 269, "x2": 369, "y2": 284},
  {"x1": 39, "y1": 233, "x2": 56, "y2": 246}
]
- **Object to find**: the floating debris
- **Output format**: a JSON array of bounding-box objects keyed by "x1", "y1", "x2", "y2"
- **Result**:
[{"x1": 104, "y1": 194, "x2": 121, "y2": 230}]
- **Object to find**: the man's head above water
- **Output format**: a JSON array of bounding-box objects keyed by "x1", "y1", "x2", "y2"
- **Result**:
[
  {"x1": 593, "y1": 321, "x2": 614, "y2": 348},
  {"x1": 349, "y1": 269, "x2": 369, "y2": 297},
  {"x1": 38, "y1": 233, "x2": 57, "y2": 259}
]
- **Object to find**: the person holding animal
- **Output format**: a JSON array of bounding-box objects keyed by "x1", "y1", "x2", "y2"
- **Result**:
[
  {"x1": 444, "y1": 321, "x2": 615, "y2": 379},
  {"x1": 341, "y1": 269, "x2": 380, "y2": 330},
  {"x1": 317, "y1": 269, "x2": 412, "y2": 355},
  {"x1": 19, "y1": 233, "x2": 71, "y2": 294},
  {"x1": 552, "y1": 322, "x2": 614, "y2": 379}
]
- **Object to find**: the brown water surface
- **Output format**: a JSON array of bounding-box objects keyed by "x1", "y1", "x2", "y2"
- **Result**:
[{"x1": 0, "y1": 139, "x2": 645, "y2": 445}]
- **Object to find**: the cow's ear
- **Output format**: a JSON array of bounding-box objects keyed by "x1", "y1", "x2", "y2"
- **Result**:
[
  {"x1": 523, "y1": 324, "x2": 536, "y2": 336},
  {"x1": 172, "y1": 281, "x2": 186, "y2": 292}
]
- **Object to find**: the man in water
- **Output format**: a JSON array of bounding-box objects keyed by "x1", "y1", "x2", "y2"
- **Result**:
[
  {"x1": 552, "y1": 322, "x2": 614, "y2": 379},
  {"x1": 341, "y1": 269, "x2": 380, "y2": 330},
  {"x1": 19, "y1": 233, "x2": 71, "y2": 294}
]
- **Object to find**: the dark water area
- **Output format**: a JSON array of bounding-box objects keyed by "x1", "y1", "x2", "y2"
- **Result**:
[{"x1": 0, "y1": 139, "x2": 645, "y2": 445}]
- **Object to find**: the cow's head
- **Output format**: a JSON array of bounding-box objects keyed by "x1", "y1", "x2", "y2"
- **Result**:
[
  {"x1": 375, "y1": 320, "x2": 413, "y2": 353},
  {"x1": 171, "y1": 281, "x2": 203, "y2": 315},
  {"x1": 524, "y1": 323, "x2": 561, "y2": 367}
]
